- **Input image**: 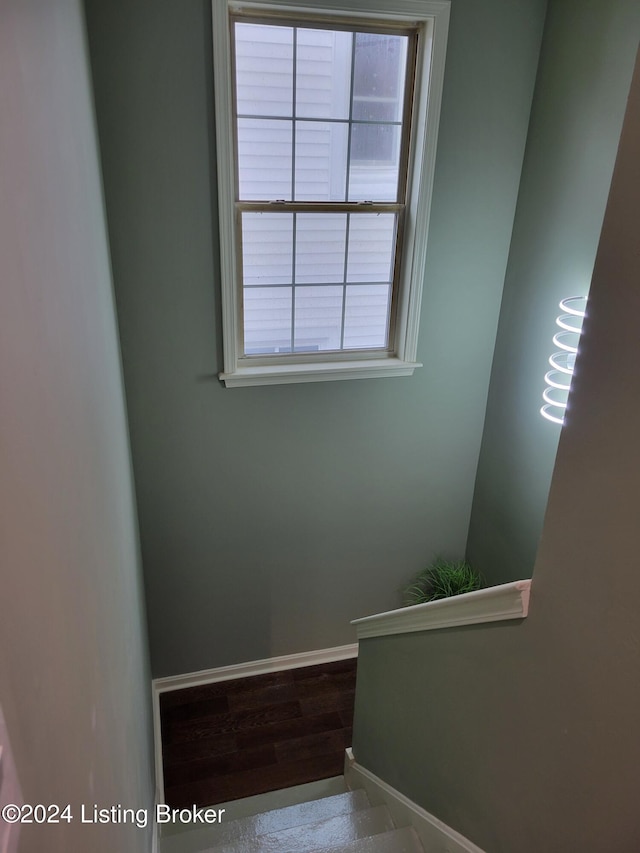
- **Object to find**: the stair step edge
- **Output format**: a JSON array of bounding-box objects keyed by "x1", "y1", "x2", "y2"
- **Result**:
[{"x1": 316, "y1": 826, "x2": 424, "y2": 853}]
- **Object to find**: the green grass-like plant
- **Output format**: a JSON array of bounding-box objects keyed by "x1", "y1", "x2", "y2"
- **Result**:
[{"x1": 403, "y1": 558, "x2": 484, "y2": 606}]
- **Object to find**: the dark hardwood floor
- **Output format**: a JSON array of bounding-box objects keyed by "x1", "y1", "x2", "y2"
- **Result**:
[{"x1": 160, "y1": 657, "x2": 357, "y2": 808}]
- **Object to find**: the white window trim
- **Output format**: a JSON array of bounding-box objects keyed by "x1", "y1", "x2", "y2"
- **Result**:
[{"x1": 212, "y1": 0, "x2": 451, "y2": 388}]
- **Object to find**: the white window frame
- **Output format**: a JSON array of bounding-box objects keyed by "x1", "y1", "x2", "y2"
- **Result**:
[{"x1": 212, "y1": 0, "x2": 450, "y2": 388}]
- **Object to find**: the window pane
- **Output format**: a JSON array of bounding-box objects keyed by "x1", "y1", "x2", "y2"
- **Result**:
[
  {"x1": 237, "y1": 118, "x2": 292, "y2": 200},
  {"x1": 352, "y1": 32, "x2": 408, "y2": 123},
  {"x1": 296, "y1": 28, "x2": 352, "y2": 120},
  {"x1": 294, "y1": 286, "x2": 344, "y2": 351},
  {"x1": 343, "y1": 284, "x2": 390, "y2": 349},
  {"x1": 231, "y1": 22, "x2": 411, "y2": 361},
  {"x1": 235, "y1": 23, "x2": 293, "y2": 117},
  {"x1": 346, "y1": 214, "x2": 395, "y2": 282},
  {"x1": 295, "y1": 214, "x2": 347, "y2": 284},
  {"x1": 243, "y1": 286, "x2": 292, "y2": 354},
  {"x1": 242, "y1": 213, "x2": 293, "y2": 285},
  {"x1": 295, "y1": 120, "x2": 348, "y2": 201},
  {"x1": 348, "y1": 124, "x2": 401, "y2": 201}
]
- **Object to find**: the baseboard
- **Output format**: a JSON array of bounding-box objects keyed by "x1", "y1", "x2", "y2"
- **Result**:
[
  {"x1": 153, "y1": 643, "x2": 358, "y2": 694},
  {"x1": 151, "y1": 807, "x2": 160, "y2": 853},
  {"x1": 152, "y1": 683, "x2": 165, "y2": 806},
  {"x1": 151, "y1": 644, "x2": 358, "y2": 804},
  {"x1": 344, "y1": 749, "x2": 486, "y2": 853}
]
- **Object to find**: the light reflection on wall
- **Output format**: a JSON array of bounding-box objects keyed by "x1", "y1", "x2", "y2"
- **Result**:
[{"x1": 541, "y1": 296, "x2": 587, "y2": 425}]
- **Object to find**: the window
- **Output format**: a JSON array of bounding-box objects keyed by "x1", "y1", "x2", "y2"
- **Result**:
[{"x1": 212, "y1": 0, "x2": 450, "y2": 387}]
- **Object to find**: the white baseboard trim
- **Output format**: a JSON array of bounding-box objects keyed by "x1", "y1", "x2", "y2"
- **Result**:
[
  {"x1": 152, "y1": 683, "x2": 165, "y2": 806},
  {"x1": 151, "y1": 644, "x2": 358, "y2": 804},
  {"x1": 151, "y1": 807, "x2": 160, "y2": 853},
  {"x1": 344, "y1": 749, "x2": 486, "y2": 853},
  {"x1": 153, "y1": 644, "x2": 359, "y2": 694}
]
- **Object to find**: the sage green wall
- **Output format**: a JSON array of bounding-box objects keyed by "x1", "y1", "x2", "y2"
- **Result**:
[
  {"x1": 0, "y1": 2, "x2": 155, "y2": 851},
  {"x1": 466, "y1": 0, "x2": 640, "y2": 584},
  {"x1": 353, "y1": 47, "x2": 640, "y2": 852},
  {"x1": 85, "y1": 0, "x2": 545, "y2": 677}
]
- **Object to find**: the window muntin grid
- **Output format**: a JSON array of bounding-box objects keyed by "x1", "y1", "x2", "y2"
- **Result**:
[
  {"x1": 231, "y1": 15, "x2": 416, "y2": 358},
  {"x1": 241, "y1": 211, "x2": 396, "y2": 353}
]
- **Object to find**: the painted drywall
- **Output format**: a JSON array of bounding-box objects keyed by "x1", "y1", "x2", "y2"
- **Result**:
[
  {"x1": 84, "y1": 0, "x2": 545, "y2": 677},
  {"x1": 353, "y1": 45, "x2": 640, "y2": 853},
  {"x1": 0, "y1": 2, "x2": 155, "y2": 851},
  {"x1": 466, "y1": 0, "x2": 640, "y2": 584}
]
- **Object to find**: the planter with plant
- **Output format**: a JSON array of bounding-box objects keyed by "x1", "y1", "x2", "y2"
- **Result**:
[{"x1": 403, "y1": 558, "x2": 485, "y2": 606}]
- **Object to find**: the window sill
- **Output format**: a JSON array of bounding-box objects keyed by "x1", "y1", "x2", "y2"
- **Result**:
[
  {"x1": 351, "y1": 579, "x2": 532, "y2": 639},
  {"x1": 219, "y1": 357, "x2": 422, "y2": 388}
]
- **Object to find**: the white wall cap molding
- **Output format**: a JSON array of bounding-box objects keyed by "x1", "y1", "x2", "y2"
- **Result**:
[
  {"x1": 344, "y1": 748, "x2": 487, "y2": 853},
  {"x1": 351, "y1": 580, "x2": 531, "y2": 639}
]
